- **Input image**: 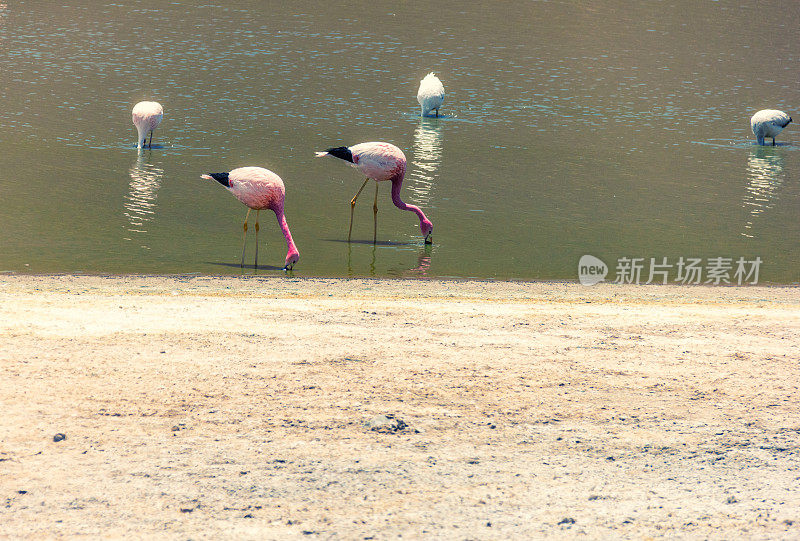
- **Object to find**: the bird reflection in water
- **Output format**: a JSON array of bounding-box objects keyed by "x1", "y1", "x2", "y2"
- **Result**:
[
  {"x1": 407, "y1": 118, "x2": 443, "y2": 209},
  {"x1": 123, "y1": 155, "x2": 164, "y2": 246},
  {"x1": 345, "y1": 243, "x2": 432, "y2": 278},
  {"x1": 401, "y1": 248, "x2": 432, "y2": 278},
  {"x1": 742, "y1": 147, "x2": 784, "y2": 238},
  {"x1": 0, "y1": 3, "x2": 8, "y2": 38}
]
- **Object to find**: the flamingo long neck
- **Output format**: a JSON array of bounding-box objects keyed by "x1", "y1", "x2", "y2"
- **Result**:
[
  {"x1": 391, "y1": 179, "x2": 429, "y2": 226},
  {"x1": 273, "y1": 206, "x2": 298, "y2": 257}
]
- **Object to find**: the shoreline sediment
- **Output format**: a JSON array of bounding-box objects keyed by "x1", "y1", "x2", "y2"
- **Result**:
[{"x1": 1, "y1": 275, "x2": 798, "y2": 538}]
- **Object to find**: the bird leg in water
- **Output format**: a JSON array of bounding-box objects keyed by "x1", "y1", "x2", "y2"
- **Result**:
[
  {"x1": 148, "y1": 131, "x2": 154, "y2": 149},
  {"x1": 240, "y1": 208, "x2": 251, "y2": 268},
  {"x1": 349, "y1": 178, "x2": 369, "y2": 242},
  {"x1": 373, "y1": 182, "x2": 379, "y2": 244},
  {"x1": 254, "y1": 210, "x2": 260, "y2": 269}
]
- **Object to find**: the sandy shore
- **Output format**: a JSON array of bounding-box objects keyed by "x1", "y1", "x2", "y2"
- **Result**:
[{"x1": 1, "y1": 274, "x2": 798, "y2": 539}]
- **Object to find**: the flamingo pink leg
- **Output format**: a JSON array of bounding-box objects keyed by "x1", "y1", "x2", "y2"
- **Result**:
[
  {"x1": 349, "y1": 178, "x2": 369, "y2": 242},
  {"x1": 240, "y1": 208, "x2": 251, "y2": 268},
  {"x1": 254, "y1": 210, "x2": 261, "y2": 269},
  {"x1": 373, "y1": 182, "x2": 379, "y2": 244}
]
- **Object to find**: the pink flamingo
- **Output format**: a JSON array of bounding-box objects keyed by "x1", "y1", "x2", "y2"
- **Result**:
[
  {"x1": 131, "y1": 101, "x2": 163, "y2": 149},
  {"x1": 201, "y1": 167, "x2": 299, "y2": 270},
  {"x1": 315, "y1": 142, "x2": 433, "y2": 244}
]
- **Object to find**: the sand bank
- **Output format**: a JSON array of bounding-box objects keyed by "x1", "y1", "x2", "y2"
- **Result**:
[{"x1": 1, "y1": 275, "x2": 799, "y2": 539}]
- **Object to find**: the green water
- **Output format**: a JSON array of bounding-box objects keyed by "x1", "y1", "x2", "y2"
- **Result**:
[{"x1": 1, "y1": 2, "x2": 798, "y2": 282}]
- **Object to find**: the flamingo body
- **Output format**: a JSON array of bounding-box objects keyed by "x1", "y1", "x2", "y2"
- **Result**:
[
  {"x1": 202, "y1": 166, "x2": 299, "y2": 269},
  {"x1": 417, "y1": 72, "x2": 445, "y2": 117},
  {"x1": 316, "y1": 142, "x2": 433, "y2": 243},
  {"x1": 132, "y1": 101, "x2": 163, "y2": 149},
  {"x1": 751, "y1": 109, "x2": 792, "y2": 146}
]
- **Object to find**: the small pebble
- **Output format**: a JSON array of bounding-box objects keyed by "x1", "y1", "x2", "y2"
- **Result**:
[{"x1": 53, "y1": 433, "x2": 66, "y2": 442}]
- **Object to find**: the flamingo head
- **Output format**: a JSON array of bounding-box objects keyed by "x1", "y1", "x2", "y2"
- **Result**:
[
  {"x1": 284, "y1": 249, "x2": 300, "y2": 271},
  {"x1": 421, "y1": 219, "x2": 433, "y2": 244}
]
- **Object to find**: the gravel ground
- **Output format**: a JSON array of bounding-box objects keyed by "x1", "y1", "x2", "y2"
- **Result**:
[{"x1": 1, "y1": 275, "x2": 799, "y2": 539}]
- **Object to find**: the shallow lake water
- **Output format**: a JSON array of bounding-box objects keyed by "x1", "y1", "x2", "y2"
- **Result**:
[{"x1": 1, "y1": 1, "x2": 798, "y2": 282}]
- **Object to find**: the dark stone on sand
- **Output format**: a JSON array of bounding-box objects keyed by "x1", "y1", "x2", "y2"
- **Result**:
[{"x1": 366, "y1": 414, "x2": 408, "y2": 433}]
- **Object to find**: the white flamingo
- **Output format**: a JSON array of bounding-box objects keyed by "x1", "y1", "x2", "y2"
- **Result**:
[
  {"x1": 750, "y1": 109, "x2": 792, "y2": 146},
  {"x1": 132, "y1": 101, "x2": 163, "y2": 149},
  {"x1": 417, "y1": 73, "x2": 445, "y2": 117}
]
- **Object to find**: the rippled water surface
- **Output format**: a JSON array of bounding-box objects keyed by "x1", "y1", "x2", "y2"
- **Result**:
[{"x1": 1, "y1": 1, "x2": 798, "y2": 282}]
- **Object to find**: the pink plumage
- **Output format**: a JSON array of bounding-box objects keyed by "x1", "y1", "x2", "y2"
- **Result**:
[
  {"x1": 348, "y1": 142, "x2": 407, "y2": 181},
  {"x1": 316, "y1": 141, "x2": 433, "y2": 243},
  {"x1": 221, "y1": 167, "x2": 286, "y2": 210},
  {"x1": 202, "y1": 167, "x2": 299, "y2": 270}
]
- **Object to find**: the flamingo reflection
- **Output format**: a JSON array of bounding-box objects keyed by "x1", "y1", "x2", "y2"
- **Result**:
[
  {"x1": 124, "y1": 155, "x2": 164, "y2": 244},
  {"x1": 401, "y1": 249, "x2": 432, "y2": 278},
  {"x1": 0, "y1": 3, "x2": 8, "y2": 35},
  {"x1": 345, "y1": 243, "x2": 431, "y2": 278},
  {"x1": 407, "y1": 119, "x2": 443, "y2": 209},
  {"x1": 742, "y1": 147, "x2": 784, "y2": 238}
]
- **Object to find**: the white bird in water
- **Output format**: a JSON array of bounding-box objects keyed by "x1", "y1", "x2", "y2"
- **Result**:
[
  {"x1": 750, "y1": 109, "x2": 792, "y2": 146},
  {"x1": 417, "y1": 72, "x2": 445, "y2": 118},
  {"x1": 132, "y1": 101, "x2": 163, "y2": 149},
  {"x1": 202, "y1": 167, "x2": 299, "y2": 270}
]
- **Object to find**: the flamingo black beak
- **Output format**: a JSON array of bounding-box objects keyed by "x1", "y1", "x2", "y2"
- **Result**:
[{"x1": 424, "y1": 232, "x2": 433, "y2": 245}]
